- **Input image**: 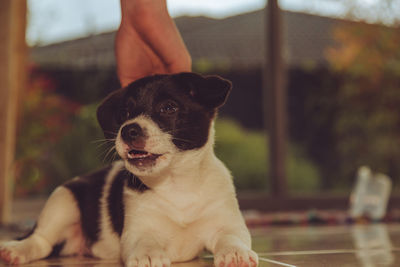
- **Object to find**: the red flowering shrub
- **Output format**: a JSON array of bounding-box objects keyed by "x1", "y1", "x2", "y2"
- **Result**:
[{"x1": 15, "y1": 67, "x2": 81, "y2": 196}]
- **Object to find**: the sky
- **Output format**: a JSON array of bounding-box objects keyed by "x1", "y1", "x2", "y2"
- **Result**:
[{"x1": 26, "y1": 0, "x2": 382, "y2": 46}]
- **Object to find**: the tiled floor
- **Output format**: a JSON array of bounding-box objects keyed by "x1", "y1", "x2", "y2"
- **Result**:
[
  {"x1": 1, "y1": 198, "x2": 400, "y2": 266},
  {"x1": 253, "y1": 223, "x2": 400, "y2": 266}
]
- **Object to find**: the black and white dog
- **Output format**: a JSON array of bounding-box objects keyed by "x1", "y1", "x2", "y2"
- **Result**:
[{"x1": 0, "y1": 72, "x2": 258, "y2": 267}]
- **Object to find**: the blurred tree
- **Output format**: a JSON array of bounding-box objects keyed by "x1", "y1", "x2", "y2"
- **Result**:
[
  {"x1": 338, "y1": 0, "x2": 400, "y2": 26},
  {"x1": 288, "y1": 0, "x2": 400, "y2": 191},
  {"x1": 324, "y1": 4, "x2": 400, "y2": 187},
  {"x1": 287, "y1": 67, "x2": 341, "y2": 190},
  {"x1": 15, "y1": 67, "x2": 81, "y2": 195}
]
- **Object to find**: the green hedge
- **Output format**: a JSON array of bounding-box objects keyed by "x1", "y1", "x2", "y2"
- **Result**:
[{"x1": 215, "y1": 119, "x2": 320, "y2": 193}]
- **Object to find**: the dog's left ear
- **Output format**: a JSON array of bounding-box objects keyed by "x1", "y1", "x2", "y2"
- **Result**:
[
  {"x1": 97, "y1": 88, "x2": 125, "y2": 139},
  {"x1": 175, "y1": 72, "x2": 232, "y2": 109}
]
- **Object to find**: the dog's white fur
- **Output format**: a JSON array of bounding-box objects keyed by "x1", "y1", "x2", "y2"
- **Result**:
[{"x1": 0, "y1": 116, "x2": 258, "y2": 267}]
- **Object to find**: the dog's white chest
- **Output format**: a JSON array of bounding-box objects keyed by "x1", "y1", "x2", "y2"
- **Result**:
[
  {"x1": 122, "y1": 187, "x2": 212, "y2": 260},
  {"x1": 164, "y1": 192, "x2": 204, "y2": 224},
  {"x1": 146, "y1": 187, "x2": 206, "y2": 225}
]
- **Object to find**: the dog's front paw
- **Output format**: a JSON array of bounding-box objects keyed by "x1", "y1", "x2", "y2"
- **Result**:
[
  {"x1": 0, "y1": 241, "x2": 28, "y2": 265},
  {"x1": 214, "y1": 247, "x2": 258, "y2": 267},
  {"x1": 126, "y1": 250, "x2": 171, "y2": 267}
]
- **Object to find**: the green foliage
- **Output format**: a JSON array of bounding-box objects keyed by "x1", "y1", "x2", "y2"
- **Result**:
[
  {"x1": 215, "y1": 119, "x2": 320, "y2": 193},
  {"x1": 325, "y1": 23, "x2": 400, "y2": 187},
  {"x1": 15, "y1": 70, "x2": 111, "y2": 195},
  {"x1": 290, "y1": 22, "x2": 400, "y2": 192},
  {"x1": 44, "y1": 104, "x2": 108, "y2": 191},
  {"x1": 16, "y1": 100, "x2": 110, "y2": 195},
  {"x1": 15, "y1": 74, "x2": 80, "y2": 195},
  {"x1": 193, "y1": 58, "x2": 232, "y2": 73},
  {"x1": 215, "y1": 119, "x2": 268, "y2": 190},
  {"x1": 287, "y1": 145, "x2": 320, "y2": 194}
]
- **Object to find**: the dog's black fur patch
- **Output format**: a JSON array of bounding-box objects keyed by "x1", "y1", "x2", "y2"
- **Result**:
[
  {"x1": 64, "y1": 166, "x2": 149, "y2": 241},
  {"x1": 107, "y1": 171, "x2": 125, "y2": 236},
  {"x1": 107, "y1": 171, "x2": 149, "y2": 236},
  {"x1": 126, "y1": 173, "x2": 149, "y2": 193},
  {"x1": 63, "y1": 166, "x2": 111, "y2": 244},
  {"x1": 97, "y1": 72, "x2": 231, "y2": 150},
  {"x1": 46, "y1": 241, "x2": 66, "y2": 258},
  {"x1": 16, "y1": 224, "x2": 37, "y2": 241}
]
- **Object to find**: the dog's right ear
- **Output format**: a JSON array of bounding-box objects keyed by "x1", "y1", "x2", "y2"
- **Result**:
[
  {"x1": 174, "y1": 72, "x2": 232, "y2": 109},
  {"x1": 97, "y1": 88, "x2": 125, "y2": 140}
]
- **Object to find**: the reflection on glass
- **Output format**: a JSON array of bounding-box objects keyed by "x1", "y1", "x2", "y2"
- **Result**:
[{"x1": 352, "y1": 224, "x2": 394, "y2": 266}]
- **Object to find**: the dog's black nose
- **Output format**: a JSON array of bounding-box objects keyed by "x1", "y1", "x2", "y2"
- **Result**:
[{"x1": 121, "y1": 123, "x2": 143, "y2": 143}]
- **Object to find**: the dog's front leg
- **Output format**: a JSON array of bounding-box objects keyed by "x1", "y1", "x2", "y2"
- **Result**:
[
  {"x1": 121, "y1": 234, "x2": 170, "y2": 267},
  {"x1": 209, "y1": 230, "x2": 258, "y2": 267}
]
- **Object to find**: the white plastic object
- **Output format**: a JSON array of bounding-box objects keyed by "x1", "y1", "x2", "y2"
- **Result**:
[{"x1": 349, "y1": 166, "x2": 392, "y2": 220}]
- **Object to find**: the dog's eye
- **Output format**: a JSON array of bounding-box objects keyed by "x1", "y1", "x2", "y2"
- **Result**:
[
  {"x1": 160, "y1": 101, "x2": 179, "y2": 115},
  {"x1": 116, "y1": 108, "x2": 130, "y2": 124}
]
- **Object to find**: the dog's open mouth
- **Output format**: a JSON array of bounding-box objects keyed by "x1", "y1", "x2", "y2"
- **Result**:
[{"x1": 127, "y1": 149, "x2": 161, "y2": 167}]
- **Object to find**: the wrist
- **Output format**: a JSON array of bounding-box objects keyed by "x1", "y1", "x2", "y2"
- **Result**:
[{"x1": 120, "y1": 0, "x2": 167, "y2": 23}]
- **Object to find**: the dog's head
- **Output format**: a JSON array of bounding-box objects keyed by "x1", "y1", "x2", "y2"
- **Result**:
[{"x1": 97, "y1": 72, "x2": 231, "y2": 176}]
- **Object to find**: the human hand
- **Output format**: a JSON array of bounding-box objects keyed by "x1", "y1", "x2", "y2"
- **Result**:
[{"x1": 116, "y1": 0, "x2": 192, "y2": 87}]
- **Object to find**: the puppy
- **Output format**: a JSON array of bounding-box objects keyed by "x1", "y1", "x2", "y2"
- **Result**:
[{"x1": 0, "y1": 72, "x2": 258, "y2": 267}]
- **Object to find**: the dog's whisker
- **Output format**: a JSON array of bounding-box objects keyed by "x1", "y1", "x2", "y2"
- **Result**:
[
  {"x1": 92, "y1": 138, "x2": 116, "y2": 150},
  {"x1": 103, "y1": 130, "x2": 118, "y2": 137},
  {"x1": 93, "y1": 141, "x2": 116, "y2": 150},
  {"x1": 97, "y1": 143, "x2": 115, "y2": 155},
  {"x1": 102, "y1": 145, "x2": 117, "y2": 163},
  {"x1": 92, "y1": 138, "x2": 116, "y2": 144},
  {"x1": 111, "y1": 151, "x2": 119, "y2": 162},
  {"x1": 106, "y1": 148, "x2": 117, "y2": 163}
]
